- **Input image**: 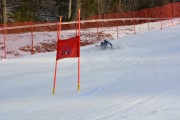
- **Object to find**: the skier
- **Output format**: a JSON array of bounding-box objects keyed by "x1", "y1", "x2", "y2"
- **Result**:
[{"x1": 100, "y1": 39, "x2": 113, "y2": 49}]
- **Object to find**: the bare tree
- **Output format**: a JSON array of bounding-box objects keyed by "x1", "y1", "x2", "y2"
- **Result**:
[
  {"x1": 68, "y1": 0, "x2": 72, "y2": 20},
  {"x1": 70, "y1": 0, "x2": 81, "y2": 21},
  {"x1": 2, "y1": 0, "x2": 7, "y2": 24},
  {"x1": 0, "y1": 2, "x2": 2, "y2": 23}
]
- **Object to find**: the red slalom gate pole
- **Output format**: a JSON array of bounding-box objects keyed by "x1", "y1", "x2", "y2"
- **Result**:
[
  {"x1": 57, "y1": 17, "x2": 61, "y2": 39},
  {"x1": 52, "y1": 60, "x2": 58, "y2": 95},
  {"x1": 52, "y1": 16, "x2": 62, "y2": 95},
  {"x1": 56, "y1": 22, "x2": 58, "y2": 40},
  {"x1": 77, "y1": 9, "x2": 81, "y2": 93},
  {"x1": 76, "y1": 17, "x2": 78, "y2": 35}
]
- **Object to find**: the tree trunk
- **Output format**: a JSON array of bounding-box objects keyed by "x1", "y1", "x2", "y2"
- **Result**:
[
  {"x1": 0, "y1": 2, "x2": 2, "y2": 23},
  {"x1": 3, "y1": 0, "x2": 7, "y2": 24},
  {"x1": 68, "y1": 0, "x2": 72, "y2": 20},
  {"x1": 70, "y1": 0, "x2": 81, "y2": 21}
]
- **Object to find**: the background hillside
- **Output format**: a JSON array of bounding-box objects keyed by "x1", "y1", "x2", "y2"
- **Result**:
[{"x1": 0, "y1": 0, "x2": 174, "y2": 23}]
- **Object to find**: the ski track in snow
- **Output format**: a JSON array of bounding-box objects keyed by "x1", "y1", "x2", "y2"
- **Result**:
[{"x1": 0, "y1": 21, "x2": 180, "y2": 120}]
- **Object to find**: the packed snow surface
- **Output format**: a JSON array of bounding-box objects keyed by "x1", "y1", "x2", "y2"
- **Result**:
[{"x1": 0, "y1": 24, "x2": 180, "y2": 120}]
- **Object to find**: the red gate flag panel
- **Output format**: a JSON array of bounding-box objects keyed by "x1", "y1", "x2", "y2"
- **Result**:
[
  {"x1": 56, "y1": 36, "x2": 80, "y2": 60},
  {"x1": 53, "y1": 10, "x2": 81, "y2": 95}
]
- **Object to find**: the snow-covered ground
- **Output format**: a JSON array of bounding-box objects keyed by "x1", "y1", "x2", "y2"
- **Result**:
[
  {"x1": 0, "y1": 20, "x2": 180, "y2": 120},
  {"x1": 0, "y1": 19, "x2": 179, "y2": 59}
]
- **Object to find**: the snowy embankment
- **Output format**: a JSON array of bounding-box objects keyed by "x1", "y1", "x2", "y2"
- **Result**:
[
  {"x1": 0, "y1": 19, "x2": 179, "y2": 59},
  {"x1": 0, "y1": 24, "x2": 180, "y2": 119}
]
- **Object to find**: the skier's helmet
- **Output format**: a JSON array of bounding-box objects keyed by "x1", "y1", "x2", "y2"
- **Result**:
[{"x1": 101, "y1": 42, "x2": 104, "y2": 45}]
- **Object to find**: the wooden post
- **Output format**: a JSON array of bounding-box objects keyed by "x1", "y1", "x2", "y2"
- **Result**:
[
  {"x1": 170, "y1": 1, "x2": 174, "y2": 26},
  {"x1": 3, "y1": 24, "x2": 6, "y2": 59},
  {"x1": 31, "y1": 22, "x2": 34, "y2": 54},
  {"x1": 159, "y1": 7, "x2": 163, "y2": 29}
]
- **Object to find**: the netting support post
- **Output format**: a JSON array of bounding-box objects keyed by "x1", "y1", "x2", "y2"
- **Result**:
[
  {"x1": 170, "y1": 2, "x2": 174, "y2": 26},
  {"x1": 3, "y1": 24, "x2": 6, "y2": 59},
  {"x1": 96, "y1": 18, "x2": 99, "y2": 41},
  {"x1": 132, "y1": 0, "x2": 136, "y2": 34},
  {"x1": 116, "y1": 14, "x2": 119, "y2": 38},
  {"x1": 159, "y1": 7, "x2": 163, "y2": 29},
  {"x1": 30, "y1": 22, "x2": 34, "y2": 54},
  {"x1": 145, "y1": 8, "x2": 150, "y2": 31}
]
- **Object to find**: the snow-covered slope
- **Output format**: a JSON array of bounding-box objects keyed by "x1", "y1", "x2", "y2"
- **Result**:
[
  {"x1": 0, "y1": 25, "x2": 180, "y2": 120},
  {"x1": 1, "y1": 19, "x2": 179, "y2": 59}
]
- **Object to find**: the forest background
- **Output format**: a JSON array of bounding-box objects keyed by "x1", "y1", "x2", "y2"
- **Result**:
[{"x1": 1, "y1": 0, "x2": 178, "y2": 24}]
